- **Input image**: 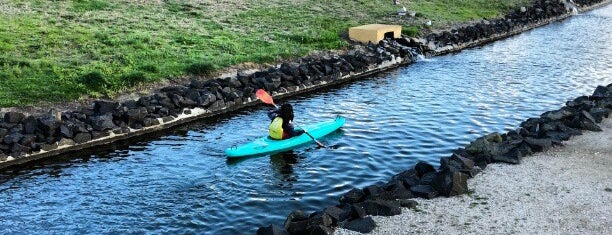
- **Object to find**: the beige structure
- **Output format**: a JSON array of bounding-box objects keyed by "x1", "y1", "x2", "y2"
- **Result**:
[{"x1": 348, "y1": 24, "x2": 402, "y2": 44}]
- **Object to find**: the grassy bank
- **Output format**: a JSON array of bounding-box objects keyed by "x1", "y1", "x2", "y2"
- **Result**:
[{"x1": 0, "y1": 0, "x2": 533, "y2": 107}]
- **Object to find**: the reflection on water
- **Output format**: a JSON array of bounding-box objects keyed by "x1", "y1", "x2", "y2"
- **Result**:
[
  {"x1": 270, "y1": 152, "x2": 302, "y2": 190},
  {"x1": 1, "y1": 5, "x2": 612, "y2": 234}
]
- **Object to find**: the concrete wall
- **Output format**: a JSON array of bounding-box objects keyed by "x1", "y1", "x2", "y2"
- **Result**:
[{"x1": 349, "y1": 24, "x2": 402, "y2": 44}]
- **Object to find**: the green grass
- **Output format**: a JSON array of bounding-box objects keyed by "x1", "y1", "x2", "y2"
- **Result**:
[{"x1": 0, "y1": 0, "x2": 534, "y2": 107}]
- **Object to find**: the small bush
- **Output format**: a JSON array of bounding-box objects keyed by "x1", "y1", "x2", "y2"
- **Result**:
[
  {"x1": 0, "y1": 57, "x2": 30, "y2": 67},
  {"x1": 253, "y1": 54, "x2": 276, "y2": 63},
  {"x1": 165, "y1": 2, "x2": 182, "y2": 13},
  {"x1": 0, "y1": 71, "x2": 10, "y2": 81},
  {"x1": 186, "y1": 62, "x2": 217, "y2": 75},
  {"x1": 72, "y1": 0, "x2": 110, "y2": 11},
  {"x1": 402, "y1": 26, "x2": 420, "y2": 37},
  {"x1": 174, "y1": 35, "x2": 198, "y2": 45},
  {"x1": 188, "y1": 11, "x2": 201, "y2": 17},
  {"x1": 284, "y1": 30, "x2": 341, "y2": 49},
  {"x1": 139, "y1": 64, "x2": 159, "y2": 73},
  {"x1": 121, "y1": 71, "x2": 148, "y2": 86},
  {"x1": 94, "y1": 31, "x2": 113, "y2": 46},
  {"x1": 78, "y1": 71, "x2": 108, "y2": 91}
]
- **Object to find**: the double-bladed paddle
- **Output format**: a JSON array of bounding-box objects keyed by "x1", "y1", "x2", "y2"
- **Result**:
[{"x1": 256, "y1": 89, "x2": 325, "y2": 148}]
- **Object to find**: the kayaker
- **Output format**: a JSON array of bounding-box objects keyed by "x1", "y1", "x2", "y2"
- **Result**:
[{"x1": 268, "y1": 103, "x2": 305, "y2": 140}]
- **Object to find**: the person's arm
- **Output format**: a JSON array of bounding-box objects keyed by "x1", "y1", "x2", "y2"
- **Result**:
[
  {"x1": 286, "y1": 121, "x2": 305, "y2": 137},
  {"x1": 267, "y1": 108, "x2": 279, "y2": 120}
]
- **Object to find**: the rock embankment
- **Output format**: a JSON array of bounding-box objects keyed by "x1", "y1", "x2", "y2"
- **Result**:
[{"x1": 257, "y1": 83, "x2": 611, "y2": 234}]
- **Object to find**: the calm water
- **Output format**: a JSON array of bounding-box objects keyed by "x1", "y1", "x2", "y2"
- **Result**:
[{"x1": 1, "y1": 5, "x2": 611, "y2": 235}]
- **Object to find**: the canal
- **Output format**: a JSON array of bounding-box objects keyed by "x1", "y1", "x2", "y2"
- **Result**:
[{"x1": 1, "y1": 5, "x2": 611, "y2": 235}]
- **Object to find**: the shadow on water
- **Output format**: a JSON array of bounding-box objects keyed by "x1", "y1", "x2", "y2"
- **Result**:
[
  {"x1": 0, "y1": 108, "x2": 258, "y2": 184},
  {"x1": 0, "y1": 143, "x2": 131, "y2": 184},
  {"x1": 268, "y1": 152, "x2": 304, "y2": 190},
  {"x1": 225, "y1": 142, "x2": 341, "y2": 166},
  {"x1": 225, "y1": 153, "x2": 268, "y2": 165},
  {"x1": 270, "y1": 152, "x2": 301, "y2": 173}
]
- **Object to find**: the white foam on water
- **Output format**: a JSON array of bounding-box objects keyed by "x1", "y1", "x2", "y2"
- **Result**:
[{"x1": 416, "y1": 54, "x2": 434, "y2": 62}]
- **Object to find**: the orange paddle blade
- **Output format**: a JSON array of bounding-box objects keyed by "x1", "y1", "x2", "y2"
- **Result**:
[{"x1": 256, "y1": 89, "x2": 275, "y2": 105}]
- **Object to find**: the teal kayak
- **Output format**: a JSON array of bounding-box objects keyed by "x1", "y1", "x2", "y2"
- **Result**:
[{"x1": 225, "y1": 116, "x2": 345, "y2": 158}]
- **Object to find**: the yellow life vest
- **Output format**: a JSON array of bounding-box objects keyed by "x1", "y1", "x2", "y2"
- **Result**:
[{"x1": 269, "y1": 117, "x2": 284, "y2": 140}]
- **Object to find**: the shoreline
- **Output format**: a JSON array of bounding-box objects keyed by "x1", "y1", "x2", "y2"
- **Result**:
[{"x1": 337, "y1": 118, "x2": 612, "y2": 234}]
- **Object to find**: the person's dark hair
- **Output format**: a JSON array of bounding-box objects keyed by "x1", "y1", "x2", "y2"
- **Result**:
[{"x1": 279, "y1": 103, "x2": 294, "y2": 121}]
